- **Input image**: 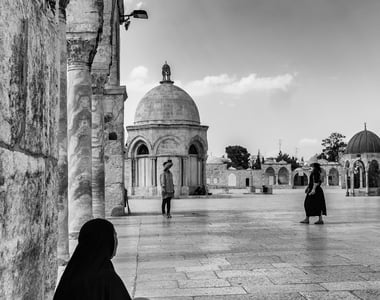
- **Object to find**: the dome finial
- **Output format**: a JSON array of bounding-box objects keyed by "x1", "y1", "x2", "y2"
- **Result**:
[
  {"x1": 364, "y1": 122, "x2": 367, "y2": 131},
  {"x1": 160, "y1": 61, "x2": 174, "y2": 84}
]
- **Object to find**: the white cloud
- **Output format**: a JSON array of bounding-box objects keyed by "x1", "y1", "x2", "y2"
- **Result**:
[
  {"x1": 136, "y1": 1, "x2": 144, "y2": 9},
  {"x1": 298, "y1": 138, "x2": 319, "y2": 146},
  {"x1": 123, "y1": 0, "x2": 145, "y2": 9},
  {"x1": 129, "y1": 65, "x2": 148, "y2": 80},
  {"x1": 184, "y1": 73, "x2": 295, "y2": 97}
]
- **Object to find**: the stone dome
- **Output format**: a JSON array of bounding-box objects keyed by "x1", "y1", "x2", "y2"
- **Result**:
[
  {"x1": 345, "y1": 129, "x2": 380, "y2": 154},
  {"x1": 134, "y1": 63, "x2": 200, "y2": 125}
]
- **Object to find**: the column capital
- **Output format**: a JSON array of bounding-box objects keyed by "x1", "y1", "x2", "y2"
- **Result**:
[
  {"x1": 67, "y1": 38, "x2": 97, "y2": 69},
  {"x1": 91, "y1": 72, "x2": 108, "y2": 95}
]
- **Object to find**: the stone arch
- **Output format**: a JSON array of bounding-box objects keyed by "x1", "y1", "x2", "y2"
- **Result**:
[
  {"x1": 328, "y1": 168, "x2": 339, "y2": 186},
  {"x1": 187, "y1": 135, "x2": 207, "y2": 156},
  {"x1": 127, "y1": 136, "x2": 152, "y2": 158},
  {"x1": 264, "y1": 167, "x2": 275, "y2": 185},
  {"x1": 228, "y1": 173, "x2": 237, "y2": 186},
  {"x1": 278, "y1": 167, "x2": 289, "y2": 185},
  {"x1": 368, "y1": 160, "x2": 380, "y2": 188},
  {"x1": 293, "y1": 169, "x2": 308, "y2": 186},
  {"x1": 133, "y1": 140, "x2": 150, "y2": 188},
  {"x1": 353, "y1": 160, "x2": 366, "y2": 188},
  {"x1": 153, "y1": 135, "x2": 182, "y2": 155}
]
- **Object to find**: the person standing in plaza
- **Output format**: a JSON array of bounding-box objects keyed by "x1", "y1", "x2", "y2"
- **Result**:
[
  {"x1": 160, "y1": 159, "x2": 174, "y2": 218},
  {"x1": 300, "y1": 158, "x2": 327, "y2": 224}
]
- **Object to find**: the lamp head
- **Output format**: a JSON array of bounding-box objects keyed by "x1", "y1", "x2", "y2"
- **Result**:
[{"x1": 132, "y1": 10, "x2": 148, "y2": 19}]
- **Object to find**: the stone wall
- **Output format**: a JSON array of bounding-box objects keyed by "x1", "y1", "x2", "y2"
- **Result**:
[{"x1": 0, "y1": 1, "x2": 59, "y2": 299}]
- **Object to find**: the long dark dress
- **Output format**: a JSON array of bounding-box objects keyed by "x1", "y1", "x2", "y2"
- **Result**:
[
  {"x1": 54, "y1": 219, "x2": 131, "y2": 300},
  {"x1": 304, "y1": 171, "x2": 327, "y2": 216}
]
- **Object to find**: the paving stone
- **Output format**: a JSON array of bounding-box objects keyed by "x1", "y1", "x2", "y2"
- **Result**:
[
  {"x1": 178, "y1": 279, "x2": 231, "y2": 288},
  {"x1": 301, "y1": 291, "x2": 361, "y2": 299},
  {"x1": 136, "y1": 272, "x2": 187, "y2": 281},
  {"x1": 351, "y1": 289, "x2": 380, "y2": 300},
  {"x1": 321, "y1": 281, "x2": 380, "y2": 291},
  {"x1": 134, "y1": 286, "x2": 247, "y2": 298},
  {"x1": 243, "y1": 283, "x2": 325, "y2": 294},
  {"x1": 186, "y1": 271, "x2": 218, "y2": 279},
  {"x1": 194, "y1": 293, "x2": 306, "y2": 300},
  {"x1": 135, "y1": 280, "x2": 178, "y2": 289}
]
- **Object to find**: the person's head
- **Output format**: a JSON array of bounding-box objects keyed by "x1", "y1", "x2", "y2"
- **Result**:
[
  {"x1": 311, "y1": 162, "x2": 321, "y2": 173},
  {"x1": 78, "y1": 218, "x2": 117, "y2": 259},
  {"x1": 163, "y1": 159, "x2": 173, "y2": 171}
]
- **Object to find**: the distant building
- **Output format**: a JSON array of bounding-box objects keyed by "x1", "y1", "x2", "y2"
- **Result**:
[{"x1": 124, "y1": 63, "x2": 208, "y2": 197}]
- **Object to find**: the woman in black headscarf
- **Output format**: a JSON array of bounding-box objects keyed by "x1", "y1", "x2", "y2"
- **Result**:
[
  {"x1": 54, "y1": 218, "x2": 131, "y2": 300},
  {"x1": 300, "y1": 162, "x2": 327, "y2": 225}
]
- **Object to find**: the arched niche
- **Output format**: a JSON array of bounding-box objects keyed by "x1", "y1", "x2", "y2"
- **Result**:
[{"x1": 278, "y1": 167, "x2": 289, "y2": 185}]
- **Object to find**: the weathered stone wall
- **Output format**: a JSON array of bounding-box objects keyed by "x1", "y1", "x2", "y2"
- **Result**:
[
  {"x1": 104, "y1": 87, "x2": 126, "y2": 215},
  {"x1": 0, "y1": 1, "x2": 59, "y2": 299}
]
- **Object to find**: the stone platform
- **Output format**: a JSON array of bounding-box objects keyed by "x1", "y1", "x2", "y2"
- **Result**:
[{"x1": 110, "y1": 190, "x2": 380, "y2": 299}]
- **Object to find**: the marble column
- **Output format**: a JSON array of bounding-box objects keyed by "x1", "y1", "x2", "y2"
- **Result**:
[
  {"x1": 91, "y1": 73, "x2": 107, "y2": 218},
  {"x1": 345, "y1": 171, "x2": 349, "y2": 196},
  {"x1": 365, "y1": 170, "x2": 369, "y2": 195},
  {"x1": 57, "y1": 0, "x2": 70, "y2": 281},
  {"x1": 359, "y1": 168, "x2": 363, "y2": 188},
  {"x1": 67, "y1": 38, "x2": 96, "y2": 254},
  {"x1": 350, "y1": 170, "x2": 355, "y2": 196}
]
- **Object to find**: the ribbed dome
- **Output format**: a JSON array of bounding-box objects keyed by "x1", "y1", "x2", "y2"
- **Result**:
[
  {"x1": 134, "y1": 82, "x2": 200, "y2": 125},
  {"x1": 345, "y1": 129, "x2": 380, "y2": 154}
]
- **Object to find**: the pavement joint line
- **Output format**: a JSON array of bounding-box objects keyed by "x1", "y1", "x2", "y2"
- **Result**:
[{"x1": 131, "y1": 218, "x2": 142, "y2": 299}]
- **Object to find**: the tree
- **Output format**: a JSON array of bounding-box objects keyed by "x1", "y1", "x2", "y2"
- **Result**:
[
  {"x1": 225, "y1": 145, "x2": 251, "y2": 169},
  {"x1": 320, "y1": 132, "x2": 347, "y2": 162},
  {"x1": 253, "y1": 150, "x2": 262, "y2": 170},
  {"x1": 276, "y1": 151, "x2": 301, "y2": 171}
]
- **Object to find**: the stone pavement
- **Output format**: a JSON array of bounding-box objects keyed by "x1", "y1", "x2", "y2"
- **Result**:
[{"x1": 110, "y1": 190, "x2": 380, "y2": 299}]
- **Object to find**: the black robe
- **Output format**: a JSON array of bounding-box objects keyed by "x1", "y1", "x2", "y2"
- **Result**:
[
  {"x1": 304, "y1": 171, "x2": 327, "y2": 217},
  {"x1": 54, "y1": 219, "x2": 131, "y2": 300}
]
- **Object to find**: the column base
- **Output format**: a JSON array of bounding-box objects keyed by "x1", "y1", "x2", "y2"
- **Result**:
[{"x1": 110, "y1": 205, "x2": 127, "y2": 216}]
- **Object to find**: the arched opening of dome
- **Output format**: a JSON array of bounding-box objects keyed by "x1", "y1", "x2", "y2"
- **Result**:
[
  {"x1": 328, "y1": 168, "x2": 339, "y2": 186},
  {"x1": 188, "y1": 142, "x2": 204, "y2": 191},
  {"x1": 353, "y1": 160, "x2": 366, "y2": 189},
  {"x1": 368, "y1": 160, "x2": 380, "y2": 188},
  {"x1": 134, "y1": 142, "x2": 150, "y2": 188},
  {"x1": 189, "y1": 145, "x2": 198, "y2": 155},
  {"x1": 278, "y1": 167, "x2": 289, "y2": 185},
  {"x1": 264, "y1": 167, "x2": 275, "y2": 185},
  {"x1": 294, "y1": 173, "x2": 308, "y2": 186},
  {"x1": 137, "y1": 144, "x2": 149, "y2": 155}
]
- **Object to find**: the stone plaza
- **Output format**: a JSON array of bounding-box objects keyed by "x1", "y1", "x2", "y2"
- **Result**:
[{"x1": 112, "y1": 190, "x2": 380, "y2": 299}]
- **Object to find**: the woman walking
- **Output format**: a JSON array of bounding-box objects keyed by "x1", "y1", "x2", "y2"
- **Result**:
[{"x1": 300, "y1": 158, "x2": 327, "y2": 224}]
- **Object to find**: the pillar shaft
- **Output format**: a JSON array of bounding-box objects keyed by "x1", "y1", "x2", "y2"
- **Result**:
[
  {"x1": 91, "y1": 74, "x2": 106, "y2": 218},
  {"x1": 67, "y1": 38, "x2": 96, "y2": 254},
  {"x1": 57, "y1": 6, "x2": 69, "y2": 266}
]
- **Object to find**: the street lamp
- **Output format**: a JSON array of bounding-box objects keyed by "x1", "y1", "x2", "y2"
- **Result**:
[{"x1": 120, "y1": 10, "x2": 148, "y2": 31}]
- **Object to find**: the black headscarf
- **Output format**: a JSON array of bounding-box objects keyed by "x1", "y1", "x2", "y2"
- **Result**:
[{"x1": 54, "y1": 218, "x2": 131, "y2": 300}]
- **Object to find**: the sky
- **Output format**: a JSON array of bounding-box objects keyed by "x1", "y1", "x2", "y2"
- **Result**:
[{"x1": 120, "y1": 0, "x2": 380, "y2": 160}]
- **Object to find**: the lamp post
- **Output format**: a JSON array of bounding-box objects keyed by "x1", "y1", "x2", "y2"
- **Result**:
[{"x1": 120, "y1": 10, "x2": 148, "y2": 31}]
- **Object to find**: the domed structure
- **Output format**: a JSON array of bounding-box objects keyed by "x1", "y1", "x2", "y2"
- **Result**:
[
  {"x1": 345, "y1": 129, "x2": 380, "y2": 154},
  {"x1": 342, "y1": 124, "x2": 380, "y2": 196},
  {"x1": 134, "y1": 84, "x2": 200, "y2": 125},
  {"x1": 125, "y1": 63, "x2": 208, "y2": 197}
]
